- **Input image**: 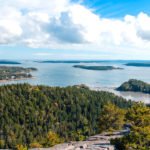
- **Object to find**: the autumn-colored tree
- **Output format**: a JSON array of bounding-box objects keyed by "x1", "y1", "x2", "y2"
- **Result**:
[
  {"x1": 15, "y1": 144, "x2": 27, "y2": 150},
  {"x1": 111, "y1": 103, "x2": 150, "y2": 150},
  {"x1": 29, "y1": 142, "x2": 42, "y2": 148},
  {"x1": 125, "y1": 102, "x2": 150, "y2": 127},
  {"x1": 98, "y1": 103, "x2": 125, "y2": 133},
  {"x1": 45, "y1": 131, "x2": 64, "y2": 147},
  {"x1": 76, "y1": 129, "x2": 85, "y2": 141},
  {"x1": 0, "y1": 140, "x2": 5, "y2": 149}
]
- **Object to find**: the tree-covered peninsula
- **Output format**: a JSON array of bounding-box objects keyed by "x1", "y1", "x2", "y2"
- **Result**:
[
  {"x1": 117, "y1": 79, "x2": 150, "y2": 94},
  {"x1": 73, "y1": 65, "x2": 123, "y2": 70},
  {"x1": 0, "y1": 83, "x2": 133, "y2": 149},
  {"x1": 0, "y1": 66, "x2": 37, "y2": 81},
  {"x1": 125, "y1": 63, "x2": 150, "y2": 67},
  {"x1": 0, "y1": 60, "x2": 21, "y2": 64}
]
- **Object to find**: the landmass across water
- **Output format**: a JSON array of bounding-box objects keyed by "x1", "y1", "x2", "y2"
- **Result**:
[
  {"x1": 0, "y1": 66, "x2": 37, "y2": 82},
  {"x1": 73, "y1": 65, "x2": 123, "y2": 70},
  {"x1": 35, "y1": 60, "x2": 115, "y2": 63},
  {"x1": 0, "y1": 60, "x2": 21, "y2": 64},
  {"x1": 125, "y1": 62, "x2": 150, "y2": 67},
  {"x1": 117, "y1": 79, "x2": 150, "y2": 94}
]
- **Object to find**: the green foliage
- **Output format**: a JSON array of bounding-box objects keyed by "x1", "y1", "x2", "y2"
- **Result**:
[
  {"x1": 98, "y1": 103, "x2": 125, "y2": 133},
  {"x1": 125, "y1": 103, "x2": 150, "y2": 127},
  {"x1": 117, "y1": 79, "x2": 150, "y2": 93},
  {"x1": 111, "y1": 103, "x2": 150, "y2": 150},
  {"x1": 0, "y1": 83, "x2": 133, "y2": 149},
  {"x1": 0, "y1": 140, "x2": 5, "y2": 149},
  {"x1": 76, "y1": 129, "x2": 85, "y2": 141}
]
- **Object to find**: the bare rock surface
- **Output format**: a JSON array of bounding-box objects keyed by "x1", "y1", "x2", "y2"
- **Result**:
[{"x1": 31, "y1": 129, "x2": 130, "y2": 150}]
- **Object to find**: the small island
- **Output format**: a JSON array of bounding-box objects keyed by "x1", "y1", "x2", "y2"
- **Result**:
[
  {"x1": 73, "y1": 65, "x2": 123, "y2": 70},
  {"x1": 0, "y1": 66, "x2": 37, "y2": 82},
  {"x1": 116, "y1": 79, "x2": 150, "y2": 94},
  {"x1": 125, "y1": 62, "x2": 150, "y2": 67},
  {"x1": 0, "y1": 60, "x2": 21, "y2": 64}
]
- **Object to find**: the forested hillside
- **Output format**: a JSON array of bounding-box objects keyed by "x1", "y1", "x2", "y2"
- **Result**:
[
  {"x1": 0, "y1": 83, "x2": 133, "y2": 149},
  {"x1": 117, "y1": 79, "x2": 150, "y2": 93}
]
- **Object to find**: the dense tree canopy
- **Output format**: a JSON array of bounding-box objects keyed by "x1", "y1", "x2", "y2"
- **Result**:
[
  {"x1": 0, "y1": 83, "x2": 133, "y2": 149},
  {"x1": 117, "y1": 79, "x2": 150, "y2": 93},
  {"x1": 98, "y1": 103, "x2": 125, "y2": 133}
]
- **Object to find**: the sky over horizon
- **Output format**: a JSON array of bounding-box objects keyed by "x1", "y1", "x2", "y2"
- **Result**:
[{"x1": 0, "y1": 0, "x2": 150, "y2": 60}]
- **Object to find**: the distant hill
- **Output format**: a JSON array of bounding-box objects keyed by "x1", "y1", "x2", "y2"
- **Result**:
[
  {"x1": 117, "y1": 79, "x2": 150, "y2": 93},
  {"x1": 125, "y1": 63, "x2": 150, "y2": 67}
]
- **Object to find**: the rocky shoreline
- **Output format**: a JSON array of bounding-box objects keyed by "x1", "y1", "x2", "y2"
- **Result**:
[{"x1": 31, "y1": 129, "x2": 130, "y2": 150}]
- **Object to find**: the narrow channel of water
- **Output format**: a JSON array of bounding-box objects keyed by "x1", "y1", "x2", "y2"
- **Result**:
[{"x1": 90, "y1": 86, "x2": 150, "y2": 104}]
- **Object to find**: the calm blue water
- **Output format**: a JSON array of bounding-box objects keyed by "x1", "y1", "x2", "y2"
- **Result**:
[
  {"x1": 1, "y1": 60, "x2": 150, "y2": 102},
  {"x1": 0, "y1": 60, "x2": 150, "y2": 87}
]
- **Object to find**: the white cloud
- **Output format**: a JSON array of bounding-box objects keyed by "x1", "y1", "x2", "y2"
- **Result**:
[
  {"x1": 44, "y1": 11, "x2": 86, "y2": 44},
  {"x1": 0, "y1": 0, "x2": 150, "y2": 58}
]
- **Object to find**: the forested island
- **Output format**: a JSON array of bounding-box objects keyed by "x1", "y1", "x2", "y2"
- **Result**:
[
  {"x1": 0, "y1": 83, "x2": 133, "y2": 149},
  {"x1": 117, "y1": 79, "x2": 150, "y2": 94},
  {"x1": 0, "y1": 66, "x2": 37, "y2": 81},
  {"x1": 73, "y1": 65, "x2": 123, "y2": 70},
  {"x1": 0, "y1": 60, "x2": 21, "y2": 64},
  {"x1": 35, "y1": 60, "x2": 113, "y2": 63},
  {"x1": 125, "y1": 62, "x2": 150, "y2": 67}
]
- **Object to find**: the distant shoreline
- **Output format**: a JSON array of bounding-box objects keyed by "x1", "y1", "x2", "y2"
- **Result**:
[
  {"x1": 125, "y1": 62, "x2": 150, "y2": 67},
  {"x1": 0, "y1": 76, "x2": 36, "y2": 82},
  {"x1": 0, "y1": 60, "x2": 21, "y2": 64}
]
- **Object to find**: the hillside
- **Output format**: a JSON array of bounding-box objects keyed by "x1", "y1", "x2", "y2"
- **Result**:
[
  {"x1": 117, "y1": 79, "x2": 150, "y2": 93},
  {"x1": 0, "y1": 83, "x2": 133, "y2": 149}
]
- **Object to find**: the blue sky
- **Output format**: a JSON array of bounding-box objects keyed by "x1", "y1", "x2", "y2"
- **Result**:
[
  {"x1": 72, "y1": 0, "x2": 150, "y2": 18},
  {"x1": 0, "y1": 0, "x2": 150, "y2": 60}
]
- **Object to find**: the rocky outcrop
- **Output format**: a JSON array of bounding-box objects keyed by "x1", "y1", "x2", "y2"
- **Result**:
[{"x1": 31, "y1": 129, "x2": 130, "y2": 150}]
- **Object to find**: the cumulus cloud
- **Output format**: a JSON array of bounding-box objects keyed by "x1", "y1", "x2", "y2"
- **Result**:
[
  {"x1": 0, "y1": 0, "x2": 150, "y2": 54},
  {"x1": 135, "y1": 13, "x2": 150, "y2": 41},
  {"x1": 45, "y1": 12, "x2": 86, "y2": 44}
]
